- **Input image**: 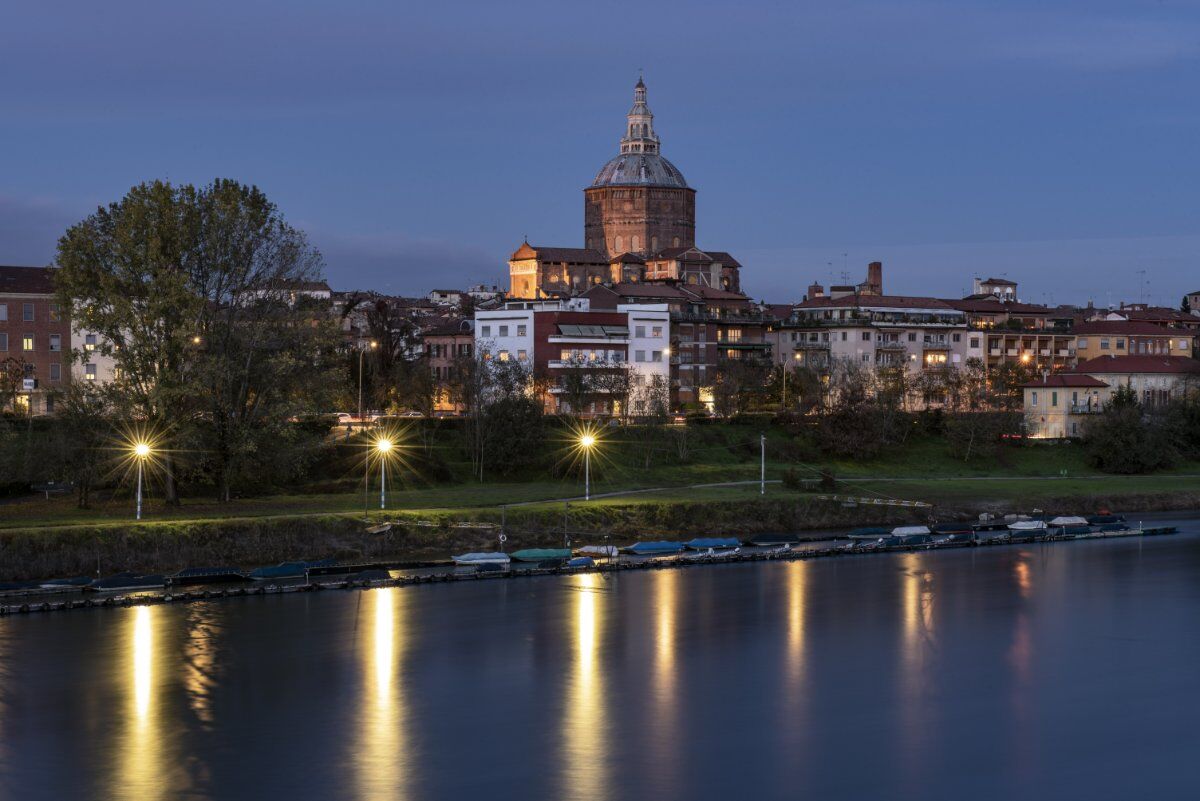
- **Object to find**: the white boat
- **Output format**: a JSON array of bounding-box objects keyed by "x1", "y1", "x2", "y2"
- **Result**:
[
  {"x1": 452, "y1": 552, "x2": 511, "y2": 566},
  {"x1": 1008, "y1": 520, "x2": 1047, "y2": 531},
  {"x1": 577, "y1": 545, "x2": 619, "y2": 559},
  {"x1": 1048, "y1": 516, "x2": 1089, "y2": 527}
]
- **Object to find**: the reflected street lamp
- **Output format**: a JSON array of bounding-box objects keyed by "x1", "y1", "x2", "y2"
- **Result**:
[
  {"x1": 580, "y1": 433, "x2": 596, "y2": 500},
  {"x1": 133, "y1": 442, "x2": 151, "y2": 520}
]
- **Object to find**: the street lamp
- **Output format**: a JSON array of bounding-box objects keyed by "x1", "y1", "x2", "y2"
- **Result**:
[
  {"x1": 376, "y1": 437, "x2": 393, "y2": 509},
  {"x1": 580, "y1": 433, "x2": 596, "y2": 500},
  {"x1": 133, "y1": 442, "x2": 151, "y2": 520}
]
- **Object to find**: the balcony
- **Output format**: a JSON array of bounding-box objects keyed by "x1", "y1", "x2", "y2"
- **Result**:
[
  {"x1": 548, "y1": 334, "x2": 629, "y2": 344},
  {"x1": 794, "y1": 340, "x2": 831, "y2": 350},
  {"x1": 876, "y1": 340, "x2": 907, "y2": 351},
  {"x1": 1069, "y1": 404, "x2": 1103, "y2": 414},
  {"x1": 548, "y1": 359, "x2": 626, "y2": 369}
]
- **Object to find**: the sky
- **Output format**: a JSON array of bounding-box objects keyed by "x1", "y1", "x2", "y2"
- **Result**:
[{"x1": 2, "y1": 0, "x2": 1199, "y2": 307}]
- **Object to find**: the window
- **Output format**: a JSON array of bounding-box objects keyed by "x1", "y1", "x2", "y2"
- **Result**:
[
  {"x1": 1077, "y1": 337, "x2": 1088, "y2": 348},
  {"x1": 1031, "y1": 391, "x2": 1038, "y2": 407},
  {"x1": 861, "y1": 332, "x2": 871, "y2": 341},
  {"x1": 22, "y1": 334, "x2": 33, "y2": 351},
  {"x1": 651, "y1": 325, "x2": 663, "y2": 338},
  {"x1": 1100, "y1": 339, "x2": 1110, "y2": 350},
  {"x1": 49, "y1": 304, "x2": 61, "y2": 322},
  {"x1": 498, "y1": 325, "x2": 509, "y2": 337},
  {"x1": 85, "y1": 364, "x2": 97, "y2": 381},
  {"x1": 908, "y1": 332, "x2": 917, "y2": 342},
  {"x1": 49, "y1": 363, "x2": 60, "y2": 382},
  {"x1": 635, "y1": 350, "x2": 646, "y2": 362},
  {"x1": 0, "y1": 333, "x2": 6, "y2": 351},
  {"x1": 1051, "y1": 391, "x2": 1058, "y2": 407},
  {"x1": 85, "y1": 333, "x2": 97, "y2": 352},
  {"x1": 861, "y1": 354, "x2": 870, "y2": 362},
  {"x1": 970, "y1": 337, "x2": 980, "y2": 349},
  {"x1": 0, "y1": 304, "x2": 7, "y2": 321},
  {"x1": 497, "y1": 350, "x2": 509, "y2": 362},
  {"x1": 49, "y1": 334, "x2": 60, "y2": 352},
  {"x1": 1116, "y1": 339, "x2": 1125, "y2": 350},
  {"x1": 635, "y1": 325, "x2": 646, "y2": 338},
  {"x1": 953, "y1": 333, "x2": 961, "y2": 343},
  {"x1": 840, "y1": 332, "x2": 847, "y2": 341},
  {"x1": 516, "y1": 324, "x2": 526, "y2": 337},
  {"x1": 652, "y1": 350, "x2": 662, "y2": 362},
  {"x1": 517, "y1": 349, "x2": 527, "y2": 361},
  {"x1": 22, "y1": 303, "x2": 33, "y2": 322},
  {"x1": 481, "y1": 325, "x2": 491, "y2": 337}
]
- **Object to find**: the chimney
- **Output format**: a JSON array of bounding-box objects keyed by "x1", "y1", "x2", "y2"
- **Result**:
[{"x1": 807, "y1": 281, "x2": 825, "y2": 299}]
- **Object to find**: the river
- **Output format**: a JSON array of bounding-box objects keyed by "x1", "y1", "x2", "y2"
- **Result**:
[{"x1": 2, "y1": 515, "x2": 1199, "y2": 800}]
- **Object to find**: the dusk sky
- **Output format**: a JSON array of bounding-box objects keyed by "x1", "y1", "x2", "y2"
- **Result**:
[{"x1": 3, "y1": 0, "x2": 1198, "y2": 306}]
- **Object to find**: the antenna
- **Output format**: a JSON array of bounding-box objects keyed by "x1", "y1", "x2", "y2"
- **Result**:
[{"x1": 1136, "y1": 268, "x2": 1148, "y2": 305}]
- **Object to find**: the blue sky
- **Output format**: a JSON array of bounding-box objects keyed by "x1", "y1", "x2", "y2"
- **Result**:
[{"x1": 2, "y1": 0, "x2": 1198, "y2": 305}]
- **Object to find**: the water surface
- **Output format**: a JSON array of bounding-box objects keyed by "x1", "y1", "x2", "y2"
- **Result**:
[{"x1": 3, "y1": 516, "x2": 1199, "y2": 800}]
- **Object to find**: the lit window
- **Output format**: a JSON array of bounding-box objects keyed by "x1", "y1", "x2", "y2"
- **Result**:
[
  {"x1": 22, "y1": 335, "x2": 33, "y2": 351},
  {"x1": 651, "y1": 326, "x2": 663, "y2": 338},
  {"x1": 49, "y1": 304, "x2": 61, "y2": 322},
  {"x1": 517, "y1": 324, "x2": 526, "y2": 337},
  {"x1": 517, "y1": 350, "x2": 527, "y2": 361},
  {"x1": 85, "y1": 364, "x2": 97, "y2": 381},
  {"x1": 85, "y1": 333, "x2": 97, "y2": 352},
  {"x1": 498, "y1": 350, "x2": 509, "y2": 362}
]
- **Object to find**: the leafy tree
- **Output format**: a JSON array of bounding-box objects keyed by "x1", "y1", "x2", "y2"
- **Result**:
[
  {"x1": 1083, "y1": 386, "x2": 1178, "y2": 473},
  {"x1": 49, "y1": 382, "x2": 113, "y2": 507},
  {"x1": 56, "y1": 179, "x2": 339, "y2": 502}
]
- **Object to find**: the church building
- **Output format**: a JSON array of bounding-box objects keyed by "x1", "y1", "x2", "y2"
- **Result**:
[{"x1": 509, "y1": 79, "x2": 744, "y2": 298}]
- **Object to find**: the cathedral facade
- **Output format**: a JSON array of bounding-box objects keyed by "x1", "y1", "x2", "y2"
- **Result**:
[{"x1": 509, "y1": 79, "x2": 741, "y2": 298}]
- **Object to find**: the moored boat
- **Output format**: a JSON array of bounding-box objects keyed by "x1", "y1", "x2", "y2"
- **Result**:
[
  {"x1": 169, "y1": 567, "x2": 249, "y2": 586},
  {"x1": 622, "y1": 541, "x2": 685, "y2": 555},
  {"x1": 39, "y1": 577, "x2": 93, "y2": 590},
  {"x1": 88, "y1": 572, "x2": 166, "y2": 592},
  {"x1": 248, "y1": 559, "x2": 333, "y2": 581},
  {"x1": 567, "y1": 556, "x2": 595, "y2": 568},
  {"x1": 577, "y1": 545, "x2": 619, "y2": 559},
  {"x1": 746, "y1": 533, "x2": 800, "y2": 547},
  {"x1": 846, "y1": 527, "x2": 891, "y2": 540},
  {"x1": 510, "y1": 548, "x2": 572, "y2": 563},
  {"x1": 452, "y1": 552, "x2": 511, "y2": 566},
  {"x1": 684, "y1": 537, "x2": 740, "y2": 551}
]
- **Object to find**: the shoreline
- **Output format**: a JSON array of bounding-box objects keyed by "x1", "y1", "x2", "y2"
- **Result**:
[
  {"x1": 1, "y1": 489, "x2": 1197, "y2": 583},
  {"x1": 0, "y1": 516, "x2": 1187, "y2": 617}
]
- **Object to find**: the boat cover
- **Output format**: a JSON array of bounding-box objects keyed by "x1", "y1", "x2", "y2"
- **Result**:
[
  {"x1": 510, "y1": 548, "x2": 572, "y2": 562},
  {"x1": 684, "y1": 537, "x2": 741, "y2": 550},
  {"x1": 891, "y1": 525, "x2": 931, "y2": 536},
  {"x1": 1048, "y1": 516, "x2": 1089, "y2": 526},
  {"x1": 452, "y1": 552, "x2": 511, "y2": 563},
  {"x1": 578, "y1": 545, "x2": 619, "y2": 557},
  {"x1": 1008, "y1": 520, "x2": 1047, "y2": 530},
  {"x1": 625, "y1": 541, "x2": 684, "y2": 554}
]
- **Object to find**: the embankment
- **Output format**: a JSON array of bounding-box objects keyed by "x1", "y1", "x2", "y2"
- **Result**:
[{"x1": 2, "y1": 489, "x2": 1197, "y2": 581}]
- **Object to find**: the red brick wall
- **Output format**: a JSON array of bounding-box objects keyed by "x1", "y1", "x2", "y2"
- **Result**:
[{"x1": 0, "y1": 294, "x2": 72, "y2": 403}]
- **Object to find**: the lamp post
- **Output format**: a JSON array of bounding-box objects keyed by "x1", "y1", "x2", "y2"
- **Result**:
[
  {"x1": 358, "y1": 340, "x2": 378, "y2": 424},
  {"x1": 580, "y1": 433, "x2": 595, "y2": 500},
  {"x1": 376, "y1": 438, "x2": 393, "y2": 509},
  {"x1": 782, "y1": 352, "x2": 800, "y2": 408},
  {"x1": 133, "y1": 442, "x2": 150, "y2": 520},
  {"x1": 760, "y1": 433, "x2": 766, "y2": 495}
]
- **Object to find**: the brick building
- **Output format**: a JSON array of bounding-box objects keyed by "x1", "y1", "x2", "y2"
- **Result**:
[{"x1": 0, "y1": 266, "x2": 72, "y2": 414}]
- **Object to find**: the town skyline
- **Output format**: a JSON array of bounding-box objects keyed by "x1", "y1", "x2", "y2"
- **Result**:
[{"x1": 4, "y1": 1, "x2": 1199, "y2": 306}]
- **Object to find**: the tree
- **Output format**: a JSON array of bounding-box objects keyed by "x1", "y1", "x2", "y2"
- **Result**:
[
  {"x1": 0, "y1": 358, "x2": 29, "y2": 415},
  {"x1": 944, "y1": 411, "x2": 1020, "y2": 462},
  {"x1": 708, "y1": 357, "x2": 770, "y2": 417},
  {"x1": 50, "y1": 382, "x2": 113, "y2": 508},
  {"x1": 1083, "y1": 386, "x2": 1178, "y2": 473},
  {"x1": 990, "y1": 361, "x2": 1036, "y2": 411},
  {"x1": 56, "y1": 179, "x2": 340, "y2": 502}
]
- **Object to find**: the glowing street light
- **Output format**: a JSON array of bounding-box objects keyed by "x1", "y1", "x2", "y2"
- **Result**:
[
  {"x1": 580, "y1": 433, "x2": 596, "y2": 500},
  {"x1": 376, "y1": 437, "x2": 393, "y2": 509},
  {"x1": 132, "y1": 442, "x2": 151, "y2": 520},
  {"x1": 358, "y1": 340, "x2": 379, "y2": 424}
]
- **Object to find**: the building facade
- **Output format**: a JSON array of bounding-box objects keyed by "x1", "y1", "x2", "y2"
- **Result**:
[
  {"x1": 0, "y1": 266, "x2": 72, "y2": 414},
  {"x1": 1072, "y1": 321, "x2": 1193, "y2": 362}
]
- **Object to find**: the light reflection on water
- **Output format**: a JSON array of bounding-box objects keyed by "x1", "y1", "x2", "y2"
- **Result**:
[
  {"x1": 0, "y1": 521, "x2": 1196, "y2": 800},
  {"x1": 357, "y1": 587, "x2": 407, "y2": 801},
  {"x1": 561, "y1": 573, "x2": 607, "y2": 801}
]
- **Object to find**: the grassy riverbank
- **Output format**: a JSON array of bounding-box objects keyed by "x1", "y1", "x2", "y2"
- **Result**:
[{"x1": 1, "y1": 472, "x2": 1198, "y2": 580}]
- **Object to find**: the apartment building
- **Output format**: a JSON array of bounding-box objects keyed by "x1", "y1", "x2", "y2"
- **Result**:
[
  {"x1": 1072, "y1": 321, "x2": 1193, "y2": 362},
  {"x1": 0, "y1": 266, "x2": 72, "y2": 414},
  {"x1": 778, "y1": 295, "x2": 984, "y2": 379},
  {"x1": 1021, "y1": 374, "x2": 1110, "y2": 439},
  {"x1": 474, "y1": 299, "x2": 671, "y2": 416}
]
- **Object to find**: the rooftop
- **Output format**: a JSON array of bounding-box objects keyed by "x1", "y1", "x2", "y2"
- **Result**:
[
  {"x1": 1021, "y1": 374, "x2": 1109, "y2": 389},
  {"x1": 1070, "y1": 355, "x2": 1200, "y2": 375},
  {"x1": 0, "y1": 265, "x2": 57, "y2": 295}
]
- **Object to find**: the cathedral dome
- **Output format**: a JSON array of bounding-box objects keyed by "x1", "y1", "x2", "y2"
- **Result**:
[{"x1": 591, "y1": 152, "x2": 689, "y2": 189}]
